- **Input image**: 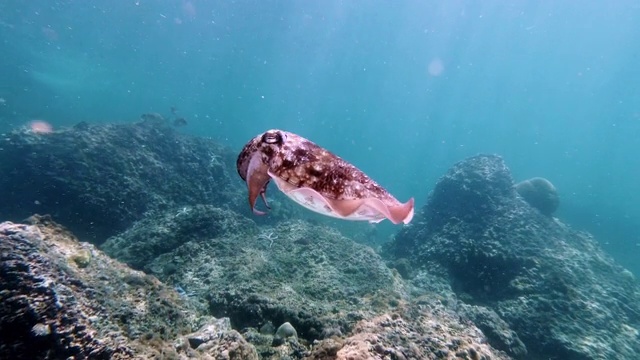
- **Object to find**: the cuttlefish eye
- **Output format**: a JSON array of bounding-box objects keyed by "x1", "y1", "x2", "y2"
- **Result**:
[{"x1": 261, "y1": 130, "x2": 285, "y2": 145}]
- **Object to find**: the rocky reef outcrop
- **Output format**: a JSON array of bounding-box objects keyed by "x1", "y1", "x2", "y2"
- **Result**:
[
  {"x1": 0, "y1": 215, "x2": 248, "y2": 359},
  {"x1": 102, "y1": 206, "x2": 499, "y2": 357},
  {"x1": 0, "y1": 120, "x2": 368, "y2": 244},
  {"x1": 1, "y1": 214, "x2": 509, "y2": 359},
  {"x1": 100, "y1": 204, "x2": 511, "y2": 359},
  {"x1": 106, "y1": 210, "x2": 405, "y2": 339},
  {"x1": 3, "y1": 118, "x2": 638, "y2": 359},
  {"x1": 0, "y1": 119, "x2": 240, "y2": 242},
  {"x1": 388, "y1": 155, "x2": 640, "y2": 360}
]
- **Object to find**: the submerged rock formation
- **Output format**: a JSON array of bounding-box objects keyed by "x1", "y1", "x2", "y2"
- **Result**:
[
  {"x1": 102, "y1": 207, "x2": 414, "y2": 343},
  {"x1": 3, "y1": 122, "x2": 637, "y2": 360},
  {"x1": 1, "y1": 215, "x2": 509, "y2": 359},
  {"x1": 0, "y1": 119, "x2": 240, "y2": 243},
  {"x1": 0, "y1": 215, "x2": 221, "y2": 359},
  {"x1": 0, "y1": 119, "x2": 363, "y2": 245},
  {"x1": 388, "y1": 155, "x2": 640, "y2": 360},
  {"x1": 100, "y1": 204, "x2": 510, "y2": 359}
]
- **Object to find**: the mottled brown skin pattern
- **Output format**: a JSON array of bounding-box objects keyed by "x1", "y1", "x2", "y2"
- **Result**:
[{"x1": 237, "y1": 130, "x2": 397, "y2": 202}]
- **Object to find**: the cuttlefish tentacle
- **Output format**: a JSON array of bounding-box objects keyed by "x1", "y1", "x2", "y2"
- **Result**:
[{"x1": 236, "y1": 129, "x2": 414, "y2": 224}]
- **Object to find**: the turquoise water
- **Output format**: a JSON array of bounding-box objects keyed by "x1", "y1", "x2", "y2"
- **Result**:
[{"x1": 1, "y1": 1, "x2": 639, "y2": 274}]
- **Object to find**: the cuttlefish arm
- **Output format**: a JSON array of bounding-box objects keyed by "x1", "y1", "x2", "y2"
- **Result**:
[{"x1": 246, "y1": 152, "x2": 272, "y2": 215}]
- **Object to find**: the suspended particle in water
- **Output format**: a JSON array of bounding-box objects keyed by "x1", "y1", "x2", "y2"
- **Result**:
[
  {"x1": 428, "y1": 58, "x2": 444, "y2": 76},
  {"x1": 41, "y1": 27, "x2": 58, "y2": 41},
  {"x1": 182, "y1": 1, "x2": 196, "y2": 19}
]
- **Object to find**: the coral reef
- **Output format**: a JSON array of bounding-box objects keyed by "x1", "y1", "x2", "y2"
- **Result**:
[
  {"x1": 0, "y1": 215, "x2": 206, "y2": 359},
  {"x1": 389, "y1": 155, "x2": 640, "y2": 360},
  {"x1": 99, "y1": 204, "x2": 511, "y2": 359},
  {"x1": 306, "y1": 296, "x2": 509, "y2": 360},
  {"x1": 0, "y1": 119, "x2": 240, "y2": 242},
  {"x1": 3, "y1": 120, "x2": 638, "y2": 359},
  {"x1": 101, "y1": 205, "x2": 256, "y2": 270},
  {"x1": 103, "y1": 209, "x2": 409, "y2": 342},
  {"x1": 1, "y1": 214, "x2": 509, "y2": 359}
]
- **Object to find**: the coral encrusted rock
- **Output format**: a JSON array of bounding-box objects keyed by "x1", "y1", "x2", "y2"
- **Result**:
[
  {"x1": 389, "y1": 154, "x2": 640, "y2": 360},
  {"x1": 0, "y1": 119, "x2": 240, "y2": 243},
  {"x1": 0, "y1": 215, "x2": 248, "y2": 359}
]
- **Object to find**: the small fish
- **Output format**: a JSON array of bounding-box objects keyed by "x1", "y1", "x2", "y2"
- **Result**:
[{"x1": 236, "y1": 130, "x2": 414, "y2": 224}]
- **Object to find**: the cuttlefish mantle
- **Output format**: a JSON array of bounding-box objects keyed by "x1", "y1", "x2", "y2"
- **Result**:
[{"x1": 236, "y1": 129, "x2": 414, "y2": 225}]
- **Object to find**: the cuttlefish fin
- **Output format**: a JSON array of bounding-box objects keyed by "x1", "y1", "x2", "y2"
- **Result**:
[
  {"x1": 269, "y1": 175, "x2": 365, "y2": 217},
  {"x1": 348, "y1": 197, "x2": 412, "y2": 225},
  {"x1": 322, "y1": 193, "x2": 413, "y2": 224},
  {"x1": 388, "y1": 198, "x2": 414, "y2": 224},
  {"x1": 326, "y1": 198, "x2": 365, "y2": 217},
  {"x1": 292, "y1": 187, "x2": 365, "y2": 217},
  {"x1": 267, "y1": 170, "x2": 414, "y2": 224}
]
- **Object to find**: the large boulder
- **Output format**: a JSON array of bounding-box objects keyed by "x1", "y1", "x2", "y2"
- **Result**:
[{"x1": 389, "y1": 155, "x2": 640, "y2": 359}]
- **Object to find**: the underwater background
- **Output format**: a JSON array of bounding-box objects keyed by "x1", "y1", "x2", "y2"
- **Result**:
[{"x1": 1, "y1": 0, "x2": 639, "y2": 275}]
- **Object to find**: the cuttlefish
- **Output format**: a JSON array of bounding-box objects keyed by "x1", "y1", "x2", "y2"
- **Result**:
[{"x1": 236, "y1": 129, "x2": 414, "y2": 224}]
